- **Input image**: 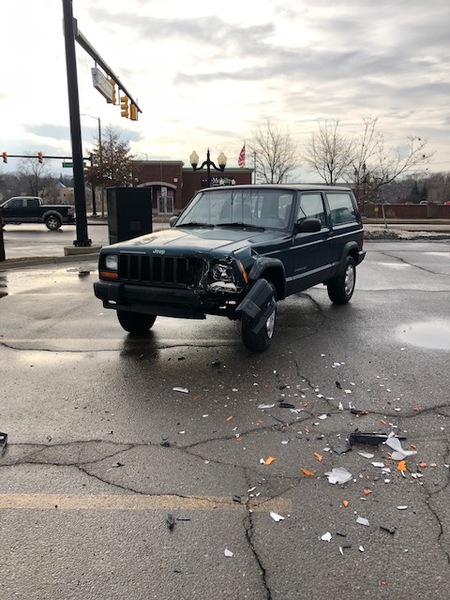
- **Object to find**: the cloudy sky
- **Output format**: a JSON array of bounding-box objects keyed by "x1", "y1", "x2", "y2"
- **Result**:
[{"x1": 1, "y1": 0, "x2": 449, "y2": 178}]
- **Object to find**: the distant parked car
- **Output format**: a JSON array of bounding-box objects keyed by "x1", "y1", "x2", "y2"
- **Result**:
[
  {"x1": 443, "y1": 201, "x2": 450, "y2": 205},
  {"x1": 0, "y1": 196, "x2": 75, "y2": 230}
]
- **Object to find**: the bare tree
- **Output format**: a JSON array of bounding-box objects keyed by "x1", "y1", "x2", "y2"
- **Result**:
[
  {"x1": 303, "y1": 120, "x2": 354, "y2": 185},
  {"x1": 249, "y1": 120, "x2": 298, "y2": 183},
  {"x1": 16, "y1": 156, "x2": 54, "y2": 200},
  {"x1": 350, "y1": 117, "x2": 434, "y2": 208},
  {"x1": 85, "y1": 126, "x2": 137, "y2": 188}
]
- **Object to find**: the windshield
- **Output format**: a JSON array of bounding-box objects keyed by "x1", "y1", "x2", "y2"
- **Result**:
[{"x1": 176, "y1": 189, "x2": 294, "y2": 230}]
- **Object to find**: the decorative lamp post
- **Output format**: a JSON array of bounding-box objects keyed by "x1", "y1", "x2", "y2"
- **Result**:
[{"x1": 190, "y1": 149, "x2": 227, "y2": 187}]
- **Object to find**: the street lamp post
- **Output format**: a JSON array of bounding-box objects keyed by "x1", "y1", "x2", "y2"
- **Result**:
[
  {"x1": 190, "y1": 149, "x2": 227, "y2": 187},
  {"x1": 81, "y1": 114, "x2": 102, "y2": 215}
]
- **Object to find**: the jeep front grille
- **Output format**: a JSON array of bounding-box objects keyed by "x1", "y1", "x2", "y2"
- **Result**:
[{"x1": 118, "y1": 254, "x2": 202, "y2": 287}]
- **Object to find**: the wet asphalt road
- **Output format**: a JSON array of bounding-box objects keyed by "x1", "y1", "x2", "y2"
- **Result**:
[{"x1": 0, "y1": 238, "x2": 450, "y2": 599}]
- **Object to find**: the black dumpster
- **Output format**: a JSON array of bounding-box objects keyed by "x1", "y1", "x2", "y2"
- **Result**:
[{"x1": 107, "y1": 187, "x2": 152, "y2": 244}]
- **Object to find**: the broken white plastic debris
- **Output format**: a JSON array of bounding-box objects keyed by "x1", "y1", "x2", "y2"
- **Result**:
[
  {"x1": 372, "y1": 462, "x2": 385, "y2": 468},
  {"x1": 384, "y1": 435, "x2": 417, "y2": 459},
  {"x1": 224, "y1": 549, "x2": 234, "y2": 557},
  {"x1": 358, "y1": 452, "x2": 375, "y2": 459},
  {"x1": 325, "y1": 467, "x2": 353, "y2": 485},
  {"x1": 318, "y1": 414, "x2": 328, "y2": 419},
  {"x1": 356, "y1": 517, "x2": 370, "y2": 527},
  {"x1": 397, "y1": 506, "x2": 408, "y2": 510},
  {"x1": 321, "y1": 532, "x2": 332, "y2": 542},
  {"x1": 338, "y1": 402, "x2": 344, "y2": 411},
  {"x1": 270, "y1": 512, "x2": 285, "y2": 522},
  {"x1": 173, "y1": 387, "x2": 189, "y2": 393},
  {"x1": 359, "y1": 545, "x2": 365, "y2": 552},
  {"x1": 258, "y1": 404, "x2": 275, "y2": 410}
]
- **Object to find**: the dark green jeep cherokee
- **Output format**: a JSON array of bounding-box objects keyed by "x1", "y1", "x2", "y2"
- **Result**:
[{"x1": 94, "y1": 185, "x2": 365, "y2": 351}]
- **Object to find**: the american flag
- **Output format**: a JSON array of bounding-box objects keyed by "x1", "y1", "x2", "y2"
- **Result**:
[{"x1": 238, "y1": 145, "x2": 245, "y2": 168}]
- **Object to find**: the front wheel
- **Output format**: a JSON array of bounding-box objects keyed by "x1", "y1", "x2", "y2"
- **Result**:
[
  {"x1": 45, "y1": 214, "x2": 62, "y2": 230},
  {"x1": 327, "y1": 256, "x2": 356, "y2": 304},
  {"x1": 241, "y1": 283, "x2": 277, "y2": 352},
  {"x1": 117, "y1": 310, "x2": 157, "y2": 334}
]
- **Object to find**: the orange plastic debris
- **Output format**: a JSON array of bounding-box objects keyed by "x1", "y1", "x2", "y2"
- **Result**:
[
  {"x1": 226, "y1": 416, "x2": 234, "y2": 422},
  {"x1": 363, "y1": 489, "x2": 372, "y2": 496},
  {"x1": 397, "y1": 460, "x2": 407, "y2": 472},
  {"x1": 301, "y1": 468, "x2": 315, "y2": 477},
  {"x1": 419, "y1": 462, "x2": 428, "y2": 468},
  {"x1": 380, "y1": 419, "x2": 387, "y2": 425},
  {"x1": 342, "y1": 500, "x2": 350, "y2": 507},
  {"x1": 413, "y1": 407, "x2": 420, "y2": 412},
  {"x1": 410, "y1": 444, "x2": 417, "y2": 450},
  {"x1": 314, "y1": 452, "x2": 323, "y2": 462},
  {"x1": 264, "y1": 456, "x2": 277, "y2": 466}
]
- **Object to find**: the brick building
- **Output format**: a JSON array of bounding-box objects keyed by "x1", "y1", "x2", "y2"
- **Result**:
[{"x1": 131, "y1": 160, "x2": 253, "y2": 215}]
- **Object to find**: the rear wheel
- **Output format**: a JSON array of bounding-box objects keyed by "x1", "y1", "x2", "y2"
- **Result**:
[
  {"x1": 117, "y1": 310, "x2": 157, "y2": 334},
  {"x1": 327, "y1": 256, "x2": 356, "y2": 304},
  {"x1": 45, "y1": 214, "x2": 62, "y2": 230},
  {"x1": 241, "y1": 282, "x2": 277, "y2": 352}
]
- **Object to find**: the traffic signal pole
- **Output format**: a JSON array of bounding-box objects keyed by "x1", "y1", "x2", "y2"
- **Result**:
[{"x1": 62, "y1": 0, "x2": 91, "y2": 247}]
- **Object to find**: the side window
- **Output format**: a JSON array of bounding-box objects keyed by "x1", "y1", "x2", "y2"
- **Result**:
[
  {"x1": 297, "y1": 193, "x2": 326, "y2": 226},
  {"x1": 327, "y1": 193, "x2": 357, "y2": 225}
]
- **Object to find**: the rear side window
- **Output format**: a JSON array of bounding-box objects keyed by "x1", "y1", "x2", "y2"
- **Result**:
[
  {"x1": 327, "y1": 193, "x2": 357, "y2": 225},
  {"x1": 297, "y1": 193, "x2": 327, "y2": 226}
]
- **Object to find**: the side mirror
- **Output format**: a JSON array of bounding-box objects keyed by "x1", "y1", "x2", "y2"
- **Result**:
[
  {"x1": 294, "y1": 217, "x2": 322, "y2": 233},
  {"x1": 169, "y1": 215, "x2": 179, "y2": 227}
]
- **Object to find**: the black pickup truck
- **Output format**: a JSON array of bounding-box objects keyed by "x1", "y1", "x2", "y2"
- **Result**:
[
  {"x1": 94, "y1": 184, "x2": 366, "y2": 351},
  {"x1": 0, "y1": 196, "x2": 76, "y2": 230}
]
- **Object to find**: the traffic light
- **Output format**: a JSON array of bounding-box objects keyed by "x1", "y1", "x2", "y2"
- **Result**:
[
  {"x1": 2, "y1": 152, "x2": 7, "y2": 163},
  {"x1": 38, "y1": 152, "x2": 43, "y2": 163},
  {"x1": 107, "y1": 77, "x2": 116, "y2": 104},
  {"x1": 120, "y1": 95, "x2": 129, "y2": 118},
  {"x1": 130, "y1": 103, "x2": 138, "y2": 121}
]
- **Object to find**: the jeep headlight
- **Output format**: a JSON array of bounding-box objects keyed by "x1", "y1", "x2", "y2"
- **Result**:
[
  {"x1": 105, "y1": 254, "x2": 118, "y2": 271},
  {"x1": 211, "y1": 262, "x2": 235, "y2": 282}
]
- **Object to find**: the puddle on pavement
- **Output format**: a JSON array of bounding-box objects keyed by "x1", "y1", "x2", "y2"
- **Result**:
[{"x1": 398, "y1": 320, "x2": 450, "y2": 350}]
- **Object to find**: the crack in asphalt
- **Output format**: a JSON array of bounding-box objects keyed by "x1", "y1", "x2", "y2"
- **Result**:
[{"x1": 380, "y1": 250, "x2": 450, "y2": 277}]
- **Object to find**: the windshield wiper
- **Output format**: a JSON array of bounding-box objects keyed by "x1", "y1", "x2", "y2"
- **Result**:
[
  {"x1": 217, "y1": 222, "x2": 265, "y2": 231},
  {"x1": 178, "y1": 221, "x2": 214, "y2": 228}
]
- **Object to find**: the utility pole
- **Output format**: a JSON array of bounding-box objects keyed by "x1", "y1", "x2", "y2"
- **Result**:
[{"x1": 62, "y1": 0, "x2": 91, "y2": 246}]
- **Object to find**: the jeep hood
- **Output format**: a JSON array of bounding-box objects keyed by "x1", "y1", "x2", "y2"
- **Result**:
[{"x1": 108, "y1": 226, "x2": 287, "y2": 255}]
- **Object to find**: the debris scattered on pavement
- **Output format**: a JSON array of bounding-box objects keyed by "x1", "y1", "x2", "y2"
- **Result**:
[
  {"x1": 232, "y1": 495, "x2": 242, "y2": 503},
  {"x1": 301, "y1": 468, "x2": 315, "y2": 477},
  {"x1": 333, "y1": 442, "x2": 352, "y2": 455},
  {"x1": 166, "y1": 513, "x2": 175, "y2": 530},
  {"x1": 384, "y1": 434, "x2": 417, "y2": 460},
  {"x1": 380, "y1": 525, "x2": 396, "y2": 535},
  {"x1": 397, "y1": 506, "x2": 408, "y2": 510},
  {"x1": 160, "y1": 437, "x2": 171, "y2": 447},
  {"x1": 349, "y1": 431, "x2": 405, "y2": 446},
  {"x1": 270, "y1": 511, "x2": 285, "y2": 522},
  {"x1": 173, "y1": 387, "x2": 189, "y2": 393},
  {"x1": 111, "y1": 461, "x2": 124, "y2": 468},
  {"x1": 358, "y1": 451, "x2": 375, "y2": 459},
  {"x1": 0, "y1": 432, "x2": 7, "y2": 454},
  {"x1": 224, "y1": 549, "x2": 234, "y2": 557},
  {"x1": 211, "y1": 359, "x2": 221, "y2": 367},
  {"x1": 321, "y1": 532, "x2": 332, "y2": 542},
  {"x1": 325, "y1": 467, "x2": 353, "y2": 485},
  {"x1": 258, "y1": 403, "x2": 275, "y2": 410},
  {"x1": 356, "y1": 517, "x2": 370, "y2": 527},
  {"x1": 314, "y1": 452, "x2": 323, "y2": 462},
  {"x1": 262, "y1": 456, "x2": 277, "y2": 466}
]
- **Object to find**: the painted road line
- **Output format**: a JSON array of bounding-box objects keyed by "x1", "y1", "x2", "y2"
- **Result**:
[{"x1": 0, "y1": 493, "x2": 291, "y2": 512}]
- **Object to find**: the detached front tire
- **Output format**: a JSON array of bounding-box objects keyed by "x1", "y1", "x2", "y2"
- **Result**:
[
  {"x1": 117, "y1": 310, "x2": 157, "y2": 334},
  {"x1": 327, "y1": 256, "x2": 356, "y2": 304},
  {"x1": 241, "y1": 282, "x2": 277, "y2": 352}
]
